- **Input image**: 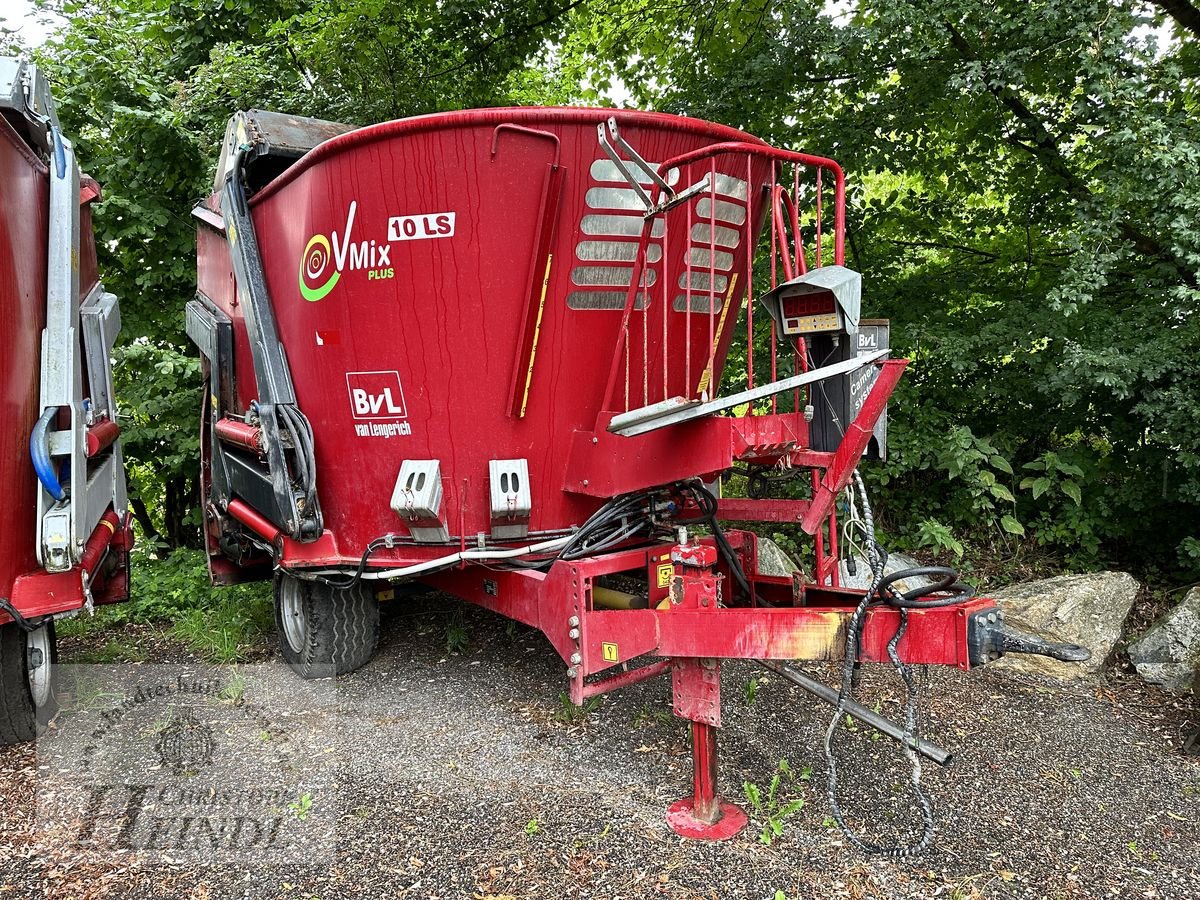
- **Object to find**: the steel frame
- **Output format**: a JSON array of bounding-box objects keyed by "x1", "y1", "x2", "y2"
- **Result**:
[{"x1": 426, "y1": 527, "x2": 998, "y2": 839}]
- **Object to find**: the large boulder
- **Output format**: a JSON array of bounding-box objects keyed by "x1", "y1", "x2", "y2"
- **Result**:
[
  {"x1": 837, "y1": 550, "x2": 932, "y2": 594},
  {"x1": 754, "y1": 537, "x2": 800, "y2": 578},
  {"x1": 1127, "y1": 587, "x2": 1200, "y2": 694},
  {"x1": 988, "y1": 572, "x2": 1139, "y2": 681}
]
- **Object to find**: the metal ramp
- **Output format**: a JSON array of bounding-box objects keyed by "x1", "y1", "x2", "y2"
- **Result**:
[{"x1": 608, "y1": 350, "x2": 888, "y2": 437}]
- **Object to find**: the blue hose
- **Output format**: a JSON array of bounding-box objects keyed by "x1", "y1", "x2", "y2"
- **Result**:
[{"x1": 30, "y1": 408, "x2": 65, "y2": 501}]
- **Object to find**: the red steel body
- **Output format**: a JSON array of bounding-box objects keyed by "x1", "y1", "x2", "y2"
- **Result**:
[
  {"x1": 197, "y1": 106, "x2": 1005, "y2": 840},
  {"x1": 0, "y1": 103, "x2": 130, "y2": 625},
  {"x1": 198, "y1": 108, "x2": 777, "y2": 563}
]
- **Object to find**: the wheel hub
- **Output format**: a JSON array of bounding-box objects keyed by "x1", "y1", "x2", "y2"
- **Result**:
[
  {"x1": 279, "y1": 578, "x2": 308, "y2": 653},
  {"x1": 26, "y1": 625, "x2": 52, "y2": 709}
]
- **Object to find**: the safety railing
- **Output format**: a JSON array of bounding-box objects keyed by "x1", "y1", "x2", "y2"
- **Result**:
[{"x1": 599, "y1": 141, "x2": 846, "y2": 418}]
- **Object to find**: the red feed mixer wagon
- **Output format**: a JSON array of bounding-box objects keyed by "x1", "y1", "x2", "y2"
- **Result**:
[
  {"x1": 189, "y1": 107, "x2": 1087, "y2": 845},
  {"x1": 0, "y1": 59, "x2": 133, "y2": 744}
]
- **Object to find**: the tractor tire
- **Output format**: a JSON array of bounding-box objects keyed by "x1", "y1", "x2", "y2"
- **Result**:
[
  {"x1": 0, "y1": 619, "x2": 59, "y2": 745},
  {"x1": 273, "y1": 573, "x2": 379, "y2": 679}
]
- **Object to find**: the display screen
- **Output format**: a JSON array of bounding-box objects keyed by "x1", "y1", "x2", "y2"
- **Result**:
[{"x1": 780, "y1": 290, "x2": 840, "y2": 335}]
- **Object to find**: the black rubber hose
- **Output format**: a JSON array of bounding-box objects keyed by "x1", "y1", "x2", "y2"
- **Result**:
[
  {"x1": 688, "y1": 482, "x2": 761, "y2": 607},
  {"x1": 875, "y1": 566, "x2": 975, "y2": 608}
]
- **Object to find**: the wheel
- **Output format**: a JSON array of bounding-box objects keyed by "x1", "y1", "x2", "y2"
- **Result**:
[
  {"x1": 273, "y1": 573, "x2": 380, "y2": 678},
  {"x1": 0, "y1": 619, "x2": 59, "y2": 745}
]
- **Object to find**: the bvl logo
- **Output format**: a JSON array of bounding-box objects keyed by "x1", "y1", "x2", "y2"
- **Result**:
[{"x1": 346, "y1": 371, "x2": 408, "y2": 420}]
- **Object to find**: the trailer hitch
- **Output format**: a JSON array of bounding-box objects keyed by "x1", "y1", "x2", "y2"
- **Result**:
[{"x1": 967, "y1": 608, "x2": 1091, "y2": 666}]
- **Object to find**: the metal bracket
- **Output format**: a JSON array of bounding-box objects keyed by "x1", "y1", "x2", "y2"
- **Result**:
[
  {"x1": 672, "y1": 658, "x2": 722, "y2": 727},
  {"x1": 596, "y1": 117, "x2": 711, "y2": 219},
  {"x1": 0, "y1": 59, "x2": 61, "y2": 155},
  {"x1": 27, "y1": 75, "x2": 127, "y2": 571}
]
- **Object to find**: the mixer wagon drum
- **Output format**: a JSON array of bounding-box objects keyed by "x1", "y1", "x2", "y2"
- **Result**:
[
  {"x1": 191, "y1": 106, "x2": 1088, "y2": 845},
  {"x1": 0, "y1": 60, "x2": 133, "y2": 743}
]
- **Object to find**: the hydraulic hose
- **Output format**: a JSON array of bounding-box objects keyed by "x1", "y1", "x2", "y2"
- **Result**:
[
  {"x1": 30, "y1": 408, "x2": 65, "y2": 501},
  {"x1": 876, "y1": 566, "x2": 975, "y2": 608},
  {"x1": 297, "y1": 535, "x2": 574, "y2": 584}
]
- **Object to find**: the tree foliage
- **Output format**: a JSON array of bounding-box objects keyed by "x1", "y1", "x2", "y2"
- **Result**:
[
  {"x1": 563, "y1": 0, "x2": 1200, "y2": 576},
  {"x1": 15, "y1": 0, "x2": 1200, "y2": 579}
]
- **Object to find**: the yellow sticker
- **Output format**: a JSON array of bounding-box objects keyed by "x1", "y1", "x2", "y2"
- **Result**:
[
  {"x1": 656, "y1": 563, "x2": 674, "y2": 589},
  {"x1": 602, "y1": 642, "x2": 619, "y2": 662}
]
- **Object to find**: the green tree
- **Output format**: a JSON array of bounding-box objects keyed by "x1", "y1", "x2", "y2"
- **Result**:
[{"x1": 566, "y1": 0, "x2": 1200, "y2": 576}]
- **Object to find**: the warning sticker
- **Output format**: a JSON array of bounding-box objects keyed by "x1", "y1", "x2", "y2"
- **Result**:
[
  {"x1": 601, "y1": 642, "x2": 619, "y2": 662},
  {"x1": 656, "y1": 563, "x2": 674, "y2": 589}
]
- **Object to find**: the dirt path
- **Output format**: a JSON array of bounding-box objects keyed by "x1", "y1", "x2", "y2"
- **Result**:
[{"x1": 2, "y1": 596, "x2": 1197, "y2": 899}]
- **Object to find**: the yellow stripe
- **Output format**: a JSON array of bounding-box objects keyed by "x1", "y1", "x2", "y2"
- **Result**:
[
  {"x1": 519, "y1": 253, "x2": 553, "y2": 417},
  {"x1": 696, "y1": 273, "x2": 739, "y2": 396}
]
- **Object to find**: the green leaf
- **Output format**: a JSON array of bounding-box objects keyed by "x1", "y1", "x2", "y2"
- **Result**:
[
  {"x1": 1000, "y1": 516, "x2": 1025, "y2": 536},
  {"x1": 989, "y1": 454, "x2": 1014, "y2": 475},
  {"x1": 990, "y1": 483, "x2": 1016, "y2": 503},
  {"x1": 1032, "y1": 477, "x2": 1052, "y2": 500},
  {"x1": 1061, "y1": 481, "x2": 1082, "y2": 505}
]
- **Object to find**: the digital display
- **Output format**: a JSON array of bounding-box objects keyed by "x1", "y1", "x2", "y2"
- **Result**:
[{"x1": 779, "y1": 291, "x2": 841, "y2": 335}]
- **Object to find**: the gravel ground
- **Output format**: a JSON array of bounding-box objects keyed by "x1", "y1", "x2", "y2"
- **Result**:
[{"x1": 2, "y1": 595, "x2": 1197, "y2": 900}]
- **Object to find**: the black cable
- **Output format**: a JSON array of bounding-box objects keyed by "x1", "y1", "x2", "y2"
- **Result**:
[
  {"x1": 875, "y1": 567, "x2": 975, "y2": 608},
  {"x1": 299, "y1": 534, "x2": 402, "y2": 589},
  {"x1": 0, "y1": 599, "x2": 43, "y2": 633},
  {"x1": 559, "y1": 489, "x2": 658, "y2": 561},
  {"x1": 823, "y1": 470, "x2": 977, "y2": 858},
  {"x1": 683, "y1": 481, "x2": 763, "y2": 606},
  {"x1": 279, "y1": 404, "x2": 318, "y2": 513}
]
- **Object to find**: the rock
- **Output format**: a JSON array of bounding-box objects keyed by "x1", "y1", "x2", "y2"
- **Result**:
[
  {"x1": 988, "y1": 571, "x2": 1138, "y2": 680},
  {"x1": 837, "y1": 550, "x2": 932, "y2": 594},
  {"x1": 754, "y1": 541, "x2": 932, "y2": 593},
  {"x1": 754, "y1": 537, "x2": 799, "y2": 577},
  {"x1": 1127, "y1": 587, "x2": 1200, "y2": 694}
]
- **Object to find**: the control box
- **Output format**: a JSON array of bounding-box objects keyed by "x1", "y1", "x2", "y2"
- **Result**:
[{"x1": 809, "y1": 320, "x2": 890, "y2": 458}]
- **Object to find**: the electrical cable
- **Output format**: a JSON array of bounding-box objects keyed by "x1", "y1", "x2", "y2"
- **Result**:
[
  {"x1": 0, "y1": 598, "x2": 43, "y2": 633},
  {"x1": 293, "y1": 535, "x2": 574, "y2": 586},
  {"x1": 822, "y1": 469, "x2": 975, "y2": 857}
]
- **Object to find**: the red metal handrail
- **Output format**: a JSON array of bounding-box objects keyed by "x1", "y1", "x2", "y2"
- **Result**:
[{"x1": 600, "y1": 140, "x2": 847, "y2": 414}]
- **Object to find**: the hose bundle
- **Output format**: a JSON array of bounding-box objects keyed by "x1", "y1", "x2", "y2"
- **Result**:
[{"x1": 823, "y1": 469, "x2": 975, "y2": 857}]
